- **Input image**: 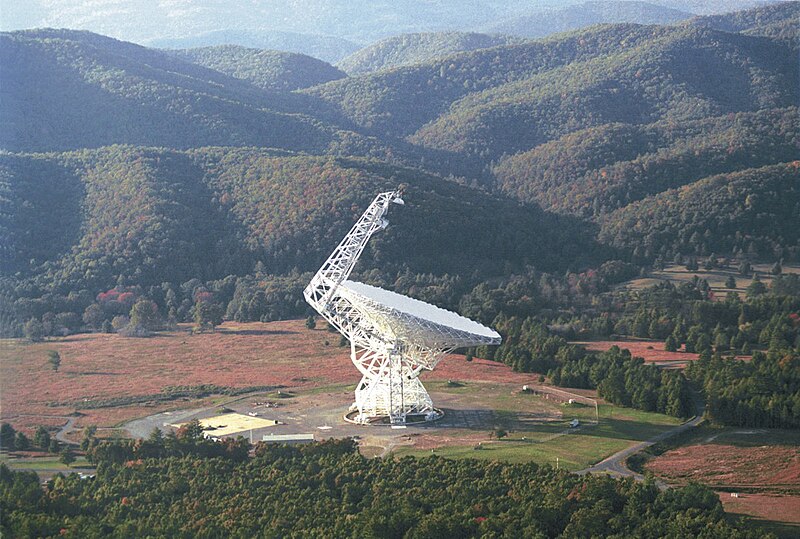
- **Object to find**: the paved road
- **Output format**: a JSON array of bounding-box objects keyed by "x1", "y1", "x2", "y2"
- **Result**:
[
  {"x1": 577, "y1": 397, "x2": 704, "y2": 483},
  {"x1": 55, "y1": 416, "x2": 78, "y2": 444}
]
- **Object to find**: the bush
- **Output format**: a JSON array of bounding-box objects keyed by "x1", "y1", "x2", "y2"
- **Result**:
[{"x1": 23, "y1": 318, "x2": 44, "y2": 342}]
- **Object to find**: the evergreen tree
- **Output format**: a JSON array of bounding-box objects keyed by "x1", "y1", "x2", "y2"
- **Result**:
[
  {"x1": 33, "y1": 427, "x2": 50, "y2": 450},
  {"x1": 14, "y1": 432, "x2": 30, "y2": 451},
  {"x1": 59, "y1": 446, "x2": 75, "y2": 466},
  {"x1": 746, "y1": 274, "x2": 767, "y2": 298},
  {"x1": 0, "y1": 423, "x2": 17, "y2": 450},
  {"x1": 47, "y1": 350, "x2": 61, "y2": 372},
  {"x1": 305, "y1": 315, "x2": 316, "y2": 330}
]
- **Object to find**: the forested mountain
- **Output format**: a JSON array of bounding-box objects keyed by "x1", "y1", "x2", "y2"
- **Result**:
[
  {"x1": 647, "y1": 1, "x2": 776, "y2": 15},
  {"x1": 307, "y1": 23, "x2": 797, "y2": 159},
  {"x1": 484, "y1": 1, "x2": 692, "y2": 38},
  {"x1": 308, "y1": 24, "x2": 682, "y2": 138},
  {"x1": 2, "y1": 2, "x2": 798, "y2": 335},
  {"x1": 337, "y1": 32, "x2": 520, "y2": 75},
  {"x1": 689, "y1": 0, "x2": 799, "y2": 42},
  {"x1": 598, "y1": 162, "x2": 800, "y2": 260},
  {"x1": 492, "y1": 107, "x2": 799, "y2": 215},
  {"x1": 409, "y1": 26, "x2": 797, "y2": 159},
  {"x1": 0, "y1": 146, "x2": 604, "y2": 294},
  {"x1": 151, "y1": 30, "x2": 362, "y2": 64},
  {"x1": 169, "y1": 46, "x2": 346, "y2": 91},
  {"x1": 169, "y1": 45, "x2": 346, "y2": 90},
  {"x1": 0, "y1": 29, "x2": 343, "y2": 153}
]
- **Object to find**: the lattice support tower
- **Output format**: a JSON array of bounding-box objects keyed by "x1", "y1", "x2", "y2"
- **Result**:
[{"x1": 304, "y1": 190, "x2": 500, "y2": 424}]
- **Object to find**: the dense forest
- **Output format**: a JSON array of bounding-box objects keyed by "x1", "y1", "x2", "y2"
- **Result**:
[
  {"x1": 486, "y1": 273, "x2": 800, "y2": 427},
  {"x1": 169, "y1": 46, "x2": 347, "y2": 91},
  {"x1": 337, "y1": 32, "x2": 520, "y2": 75},
  {"x1": 0, "y1": 437, "x2": 768, "y2": 538}
]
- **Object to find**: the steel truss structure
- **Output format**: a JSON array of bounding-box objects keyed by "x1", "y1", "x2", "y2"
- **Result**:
[{"x1": 304, "y1": 190, "x2": 500, "y2": 424}]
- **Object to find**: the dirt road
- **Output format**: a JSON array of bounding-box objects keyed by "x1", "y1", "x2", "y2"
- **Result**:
[{"x1": 576, "y1": 397, "x2": 704, "y2": 482}]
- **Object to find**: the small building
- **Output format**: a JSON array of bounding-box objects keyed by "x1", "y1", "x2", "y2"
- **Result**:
[
  {"x1": 261, "y1": 433, "x2": 315, "y2": 445},
  {"x1": 570, "y1": 419, "x2": 580, "y2": 428}
]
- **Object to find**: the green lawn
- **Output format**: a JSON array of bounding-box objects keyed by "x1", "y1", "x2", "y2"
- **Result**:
[
  {"x1": 393, "y1": 394, "x2": 683, "y2": 471},
  {"x1": 1, "y1": 454, "x2": 92, "y2": 471}
]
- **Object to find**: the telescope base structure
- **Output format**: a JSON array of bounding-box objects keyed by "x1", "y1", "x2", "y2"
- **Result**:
[
  {"x1": 348, "y1": 344, "x2": 443, "y2": 425},
  {"x1": 344, "y1": 408, "x2": 444, "y2": 425}
]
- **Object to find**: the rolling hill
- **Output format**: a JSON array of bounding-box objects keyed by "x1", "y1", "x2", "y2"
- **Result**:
[
  {"x1": 688, "y1": 0, "x2": 799, "y2": 43},
  {"x1": 598, "y1": 162, "x2": 800, "y2": 261},
  {"x1": 2, "y1": 2, "x2": 798, "y2": 324},
  {"x1": 306, "y1": 24, "x2": 679, "y2": 138},
  {"x1": 337, "y1": 32, "x2": 521, "y2": 75},
  {"x1": 169, "y1": 45, "x2": 346, "y2": 91},
  {"x1": 0, "y1": 29, "x2": 342, "y2": 153},
  {"x1": 492, "y1": 107, "x2": 800, "y2": 216},
  {"x1": 408, "y1": 26, "x2": 797, "y2": 159},
  {"x1": 0, "y1": 146, "x2": 605, "y2": 293},
  {"x1": 150, "y1": 30, "x2": 362, "y2": 64},
  {"x1": 484, "y1": 1, "x2": 692, "y2": 38}
]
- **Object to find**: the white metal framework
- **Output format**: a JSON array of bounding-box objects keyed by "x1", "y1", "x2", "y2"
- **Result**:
[{"x1": 304, "y1": 190, "x2": 501, "y2": 424}]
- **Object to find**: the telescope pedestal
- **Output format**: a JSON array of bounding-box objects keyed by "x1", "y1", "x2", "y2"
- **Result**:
[{"x1": 350, "y1": 345, "x2": 437, "y2": 424}]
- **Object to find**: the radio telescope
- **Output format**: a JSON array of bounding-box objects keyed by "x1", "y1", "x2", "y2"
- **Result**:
[{"x1": 304, "y1": 190, "x2": 501, "y2": 424}]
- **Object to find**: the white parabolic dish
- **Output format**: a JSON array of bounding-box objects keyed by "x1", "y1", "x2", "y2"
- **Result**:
[{"x1": 339, "y1": 280, "x2": 501, "y2": 348}]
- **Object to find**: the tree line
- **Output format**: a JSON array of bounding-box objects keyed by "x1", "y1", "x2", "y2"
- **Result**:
[{"x1": 0, "y1": 435, "x2": 767, "y2": 538}]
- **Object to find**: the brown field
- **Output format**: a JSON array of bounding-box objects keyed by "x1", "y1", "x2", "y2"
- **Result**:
[
  {"x1": 646, "y1": 428, "x2": 800, "y2": 530},
  {"x1": 721, "y1": 493, "x2": 800, "y2": 531},
  {"x1": 1, "y1": 320, "x2": 535, "y2": 432},
  {"x1": 620, "y1": 262, "x2": 800, "y2": 300},
  {"x1": 571, "y1": 339, "x2": 699, "y2": 364},
  {"x1": 647, "y1": 443, "x2": 800, "y2": 490}
]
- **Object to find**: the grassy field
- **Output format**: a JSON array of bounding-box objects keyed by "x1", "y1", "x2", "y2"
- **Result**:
[
  {"x1": 0, "y1": 320, "x2": 538, "y2": 434},
  {"x1": 643, "y1": 425, "x2": 800, "y2": 536},
  {"x1": 1, "y1": 454, "x2": 92, "y2": 472},
  {"x1": 392, "y1": 389, "x2": 681, "y2": 470},
  {"x1": 620, "y1": 262, "x2": 800, "y2": 299}
]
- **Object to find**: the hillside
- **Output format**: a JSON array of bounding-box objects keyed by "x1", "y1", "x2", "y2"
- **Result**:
[
  {"x1": 646, "y1": 1, "x2": 783, "y2": 15},
  {"x1": 2, "y1": 12, "x2": 798, "y2": 320},
  {"x1": 151, "y1": 30, "x2": 362, "y2": 64},
  {"x1": 0, "y1": 29, "x2": 341, "y2": 153},
  {"x1": 169, "y1": 45, "x2": 346, "y2": 91},
  {"x1": 0, "y1": 146, "x2": 605, "y2": 294},
  {"x1": 306, "y1": 24, "x2": 681, "y2": 138},
  {"x1": 337, "y1": 32, "x2": 520, "y2": 75},
  {"x1": 485, "y1": 1, "x2": 692, "y2": 38},
  {"x1": 598, "y1": 162, "x2": 800, "y2": 261},
  {"x1": 492, "y1": 107, "x2": 800, "y2": 216},
  {"x1": 409, "y1": 26, "x2": 797, "y2": 159},
  {"x1": 688, "y1": 0, "x2": 800, "y2": 43}
]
